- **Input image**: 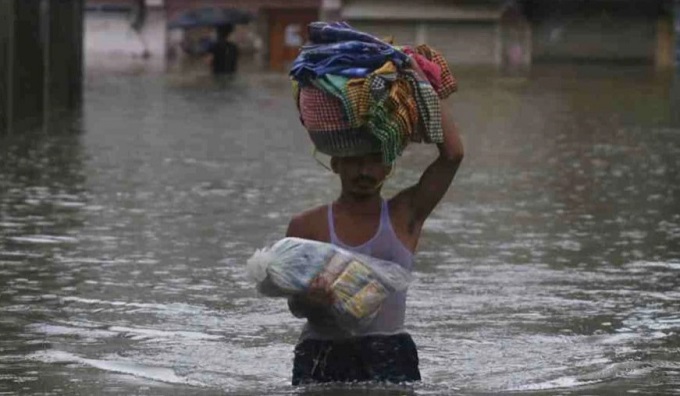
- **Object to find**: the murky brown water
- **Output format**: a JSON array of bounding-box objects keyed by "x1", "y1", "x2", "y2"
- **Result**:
[{"x1": 1, "y1": 65, "x2": 679, "y2": 395}]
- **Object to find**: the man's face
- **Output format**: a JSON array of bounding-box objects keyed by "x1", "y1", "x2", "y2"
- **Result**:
[{"x1": 332, "y1": 153, "x2": 392, "y2": 198}]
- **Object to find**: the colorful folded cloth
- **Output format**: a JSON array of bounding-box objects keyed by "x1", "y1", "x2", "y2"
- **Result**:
[
  {"x1": 298, "y1": 86, "x2": 382, "y2": 157},
  {"x1": 290, "y1": 21, "x2": 457, "y2": 164},
  {"x1": 311, "y1": 75, "x2": 358, "y2": 127},
  {"x1": 407, "y1": 45, "x2": 457, "y2": 99},
  {"x1": 299, "y1": 85, "x2": 348, "y2": 132}
]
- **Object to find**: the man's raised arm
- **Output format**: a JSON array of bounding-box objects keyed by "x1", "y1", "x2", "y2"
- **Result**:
[{"x1": 395, "y1": 105, "x2": 464, "y2": 228}]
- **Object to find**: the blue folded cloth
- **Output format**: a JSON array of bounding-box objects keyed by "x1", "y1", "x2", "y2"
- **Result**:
[
  {"x1": 290, "y1": 22, "x2": 409, "y2": 82},
  {"x1": 307, "y1": 21, "x2": 389, "y2": 46}
]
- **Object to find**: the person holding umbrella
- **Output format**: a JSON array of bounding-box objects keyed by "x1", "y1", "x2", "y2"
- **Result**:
[
  {"x1": 168, "y1": 7, "x2": 252, "y2": 75},
  {"x1": 208, "y1": 24, "x2": 239, "y2": 75}
]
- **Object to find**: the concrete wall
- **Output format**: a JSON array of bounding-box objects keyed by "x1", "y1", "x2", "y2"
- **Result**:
[
  {"x1": 532, "y1": 16, "x2": 656, "y2": 62},
  {"x1": 676, "y1": 0, "x2": 680, "y2": 67},
  {"x1": 342, "y1": 0, "x2": 503, "y2": 21},
  {"x1": 0, "y1": 0, "x2": 84, "y2": 136},
  {"x1": 343, "y1": 0, "x2": 505, "y2": 65},
  {"x1": 13, "y1": 1, "x2": 44, "y2": 132},
  {"x1": 0, "y1": 0, "x2": 12, "y2": 134},
  {"x1": 50, "y1": 0, "x2": 85, "y2": 113},
  {"x1": 527, "y1": 0, "x2": 659, "y2": 63}
]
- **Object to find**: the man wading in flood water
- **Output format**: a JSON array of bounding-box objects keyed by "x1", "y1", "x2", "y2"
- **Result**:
[{"x1": 285, "y1": 22, "x2": 464, "y2": 385}]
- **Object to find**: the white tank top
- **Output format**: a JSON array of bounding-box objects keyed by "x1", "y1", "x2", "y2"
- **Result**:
[{"x1": 299, "y1": 199, "x2": 414, "y2": 341}]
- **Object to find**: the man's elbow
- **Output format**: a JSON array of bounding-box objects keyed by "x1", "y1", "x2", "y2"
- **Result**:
[
  {"x1": 451, "y1": 147, "x2": 465, "y2": 163},
  {"x1": 440, "y1": 145, "x2": 464, "y2": 164}
]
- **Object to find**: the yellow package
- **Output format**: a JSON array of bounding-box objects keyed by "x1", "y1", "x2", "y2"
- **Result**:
[
  {"x1": 342, "y1": 280, "x2": 389, "y2": 319},
  {"x1": 331, "y1": 259, "x2": 373, "y2": 302}
]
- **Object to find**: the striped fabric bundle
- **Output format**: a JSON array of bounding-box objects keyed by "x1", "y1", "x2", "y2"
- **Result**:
[{"x1": 291, "y1": 22, "x2": 457, "y2": 164}]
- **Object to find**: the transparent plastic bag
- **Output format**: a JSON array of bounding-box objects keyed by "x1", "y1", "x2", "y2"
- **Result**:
[{"x1": 246, "y1": 237, "x2": 413, "y2": 331}]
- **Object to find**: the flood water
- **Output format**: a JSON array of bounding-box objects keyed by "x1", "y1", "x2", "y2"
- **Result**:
[{"x1": 1, "y1": 65, "x2": 679, "y2": 395}]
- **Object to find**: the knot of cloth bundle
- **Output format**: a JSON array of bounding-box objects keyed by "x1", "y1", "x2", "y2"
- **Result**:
[{"x1": 290, "y1": 21, "x2": 457, "y2": 164}]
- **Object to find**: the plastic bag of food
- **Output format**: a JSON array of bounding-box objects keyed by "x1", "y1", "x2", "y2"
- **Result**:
[{"x1": 246, "y1": 237, "x2": 412, "y2": 330}]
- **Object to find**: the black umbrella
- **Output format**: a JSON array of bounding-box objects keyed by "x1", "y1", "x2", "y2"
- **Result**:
[{"x1": 168, "y1": 7, "x2": 253, "y2": 29}]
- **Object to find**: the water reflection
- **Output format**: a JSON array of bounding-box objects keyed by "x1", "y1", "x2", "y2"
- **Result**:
[
  {"x1": 0, "y1": 117, "x2": 90, "y2": 393},
  {"x1": 0, "y1": 66, "x2": 679, "y2": 395}
]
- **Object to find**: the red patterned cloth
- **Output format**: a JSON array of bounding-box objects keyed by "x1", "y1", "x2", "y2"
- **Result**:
[
  {"x1": 404, "y1": 45, "x2": 457, "y2": 99},
  {"x1": 299, "y1": 86, "x2": 350, "y2": 132}
]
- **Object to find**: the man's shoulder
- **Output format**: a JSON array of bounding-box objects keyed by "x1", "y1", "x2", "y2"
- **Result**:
[
  {"x1": 286, "y1": 204, "x2": 328, "y2": 241},
  {"x1": 290, "y1": 204, "x2": 327, "y2": 223}
]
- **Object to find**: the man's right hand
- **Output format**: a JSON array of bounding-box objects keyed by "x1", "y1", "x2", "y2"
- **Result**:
[
  {"x1": 288, "y1": 277, "x2": 336, "y2": 325},
  {"x1": 305, "y1": 276, "x2": 335, "y2": 307}
]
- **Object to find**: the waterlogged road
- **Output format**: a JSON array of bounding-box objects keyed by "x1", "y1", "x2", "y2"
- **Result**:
[{"x1": 1, "y1": 67, "x2": 679, "y2": 395}]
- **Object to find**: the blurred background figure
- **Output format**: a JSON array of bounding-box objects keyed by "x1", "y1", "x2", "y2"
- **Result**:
[
  {"x1": 83, "y1": 0, "x2": 167, "y2": 73},
  {"x1": 129, "y1": 0, "x2": 151, "y2": 58},
  {"x1": 168, "y1": 6, "x2": 252, "y2": 75},
  {"x1": 208, "y1": 24, "x2": 239, "y2": 75}
]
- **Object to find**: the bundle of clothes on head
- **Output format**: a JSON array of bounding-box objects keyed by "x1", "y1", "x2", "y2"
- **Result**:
[{"x1": 290, "y1": 21, "x2": 457, "y2": 164}]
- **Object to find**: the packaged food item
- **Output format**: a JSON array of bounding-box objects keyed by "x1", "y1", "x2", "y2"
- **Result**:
[{"x1": 246, "y1": 237, "x2": 412, "y2": 331}]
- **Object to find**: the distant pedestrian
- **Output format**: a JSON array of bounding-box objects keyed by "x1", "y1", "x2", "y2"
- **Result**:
[
  {"x1": 130, "y1": 0, "x2": 150, "y2": 58},
  {"x1": 209, "y1": 25, "x2": 238, "y2": 75}
]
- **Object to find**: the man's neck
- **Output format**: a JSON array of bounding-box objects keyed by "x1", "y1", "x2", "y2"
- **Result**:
[{"x1": 336, "y1": 192, "x2": 382, "y2": 215}]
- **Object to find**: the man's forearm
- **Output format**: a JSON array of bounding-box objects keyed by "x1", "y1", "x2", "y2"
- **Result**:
[
  {"x1": 287, "y1": 296, "x2": 336, "y2": 325},
  {"x1": 437, "y1": 108, "x2": 464, "y2": 163}
]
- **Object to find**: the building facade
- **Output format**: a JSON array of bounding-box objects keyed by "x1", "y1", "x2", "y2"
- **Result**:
[
  {"x1": 339, "y1": 0, "x2": 518, "y2": 66},
  {"x1": 81, "y1": 0, "x2": 678, "y2": 74},
  {"x1": 523, "y1": 0, "x2": 673, "y2": 67}
]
